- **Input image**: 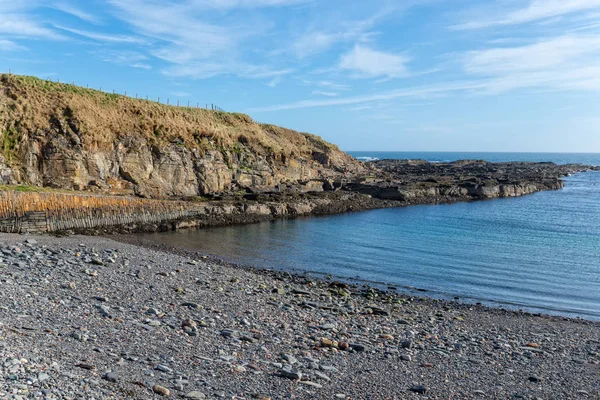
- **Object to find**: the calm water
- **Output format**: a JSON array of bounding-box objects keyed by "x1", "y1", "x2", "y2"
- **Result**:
[
  {"x1": 138, "y1": 153, "x2": 600, "y2": 319},
  {"x1": 349, "y1": 151, "x2": 600, "y2": 165}
]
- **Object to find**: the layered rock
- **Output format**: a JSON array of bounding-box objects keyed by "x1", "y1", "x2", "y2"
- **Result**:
[{"x1": 0, "y1": 74, "x2": 364, "y2": 197}]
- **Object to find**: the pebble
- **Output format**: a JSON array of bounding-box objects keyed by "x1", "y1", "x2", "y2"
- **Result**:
[
  {"x1": 184, "y1": 391, "x2": 206, "y2": 399},
  {"x1": 102, "y1": 372, "x2": 118, "y2": 383},
  {"x1": 152, "y1": 385, "x2": 171, "y2": 396},
  {"x1": 410, "y1": 385, "x2": 427, "y2": 394}
]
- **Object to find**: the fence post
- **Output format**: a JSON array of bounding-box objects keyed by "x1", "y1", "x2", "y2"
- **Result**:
[
  {"x1": 125, "y1": 91, "x2": 127, "y2": 96},
  {"x1": 167, "y1": 98, "x2": 169, "y2": 105},
  {"x1": 158, "y1": 97, "x2": 160, "y2": 103}
]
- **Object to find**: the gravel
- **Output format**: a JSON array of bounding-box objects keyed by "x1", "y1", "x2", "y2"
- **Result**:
[{"x1": 0, "y1": 233, "x2": 599, "y2": 399}]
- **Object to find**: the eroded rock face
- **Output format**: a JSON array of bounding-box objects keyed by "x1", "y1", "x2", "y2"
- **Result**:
[
  {"x1": 0, "y1": 74, "x2": 365, "y2": 197},
  {"x1": 8, "y1": 125, "x2": 363, "y2": 198}
]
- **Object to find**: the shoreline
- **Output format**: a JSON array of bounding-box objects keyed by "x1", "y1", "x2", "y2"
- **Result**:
[
  {"x1": 113, "y1": 232, "x2": 600, "y2": 323},
  {"x1": 1, "y1": 232, "x2": 599, "y2": 399}
]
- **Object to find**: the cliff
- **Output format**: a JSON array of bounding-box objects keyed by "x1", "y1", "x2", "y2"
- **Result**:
[{"x1": 0, "y1": 74, "x2": 364, "y2": 198}]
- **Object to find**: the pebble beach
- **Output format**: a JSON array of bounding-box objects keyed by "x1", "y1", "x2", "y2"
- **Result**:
[{"x1": 0, "y1": 233, "x2": 599, "y2": 399}]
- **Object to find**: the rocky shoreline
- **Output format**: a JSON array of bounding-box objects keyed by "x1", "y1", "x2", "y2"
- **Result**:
[
  {"x1": 1, "y1": 233, "x2": 599, "y2": 399},
  {"x1": 54, "y1": 161, "x2": 599, "y2": 236}
]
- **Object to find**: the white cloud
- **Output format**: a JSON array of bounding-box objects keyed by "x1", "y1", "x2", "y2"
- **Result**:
[
  {"x1": 292, "y1": 12, "x2": 384, "y2": 58},
  {"x1": 52, "y1": 3, "x2": 100, "y2": 23},
  {"x1": 339, "y1": 45, "x2": 410, "y2": 78},
  {"x1": 92, "y1": 50, "x2": 152, "y2": 70},
  {"x1": 56, "y1": 26, "x2": 145, "y2": 43},
  {"x1": 247, "y1": 80, "x2": 486, "y2": 112},
  {"x1": 0, "y1": 15, "x2": 61, "y2": 39},
  {"x1": 462, "y1": 34, "x2": 600, "y2": 92},
  {"x1": 191, "y1": 0, "x2": 310, "y2": 8},
  {"x1": 453, "y1": 0, "x2": 600, "y2": 30},
  {"x1": 464, "y1": 35, "x2": 600, "y2": 74},
  {"x1": 312, "y1": 90, "x2": 338, "y2": 97},
  {"x1": 0, "y1": 39, "x2": 26, "y2": 51}
]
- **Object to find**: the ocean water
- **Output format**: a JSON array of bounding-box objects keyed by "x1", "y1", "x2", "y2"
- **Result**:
[
  {"x1": 349, "y1": 151, "x2": 600, "y2": 165},
  {"x1": 137, "y1": 153, "x2": 600, "y2": 319}
]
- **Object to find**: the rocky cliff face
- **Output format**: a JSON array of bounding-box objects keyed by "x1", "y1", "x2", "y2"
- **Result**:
[{"x1": 0, "y1": 75, "x2": 364, "y2": 198}]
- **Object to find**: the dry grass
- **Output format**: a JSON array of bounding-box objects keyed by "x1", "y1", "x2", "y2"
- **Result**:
[
  {"x1": 0, "y1": 74, "x2": 340, "y2": 162},
  {"x1": 0, "y1": 189, "x2": 192, "y2": 219}
]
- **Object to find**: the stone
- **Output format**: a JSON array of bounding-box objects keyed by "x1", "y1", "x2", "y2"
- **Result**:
[
  {"x1": 528, "y1": 376, "x2": 542, "y2": 383},
  {"x1": 278, "y1": 367, "x2": 302, "y2": 380},
  {"x1": 97, "y1": 305, "x2": 111, "y2": 317},
  {"x1": 181, "y1": 302, "x2": 201, "y2": 309},
  {"x1": 156, "y1": 364, "x2": 172, "y2": 373},
  {"x1": 37, "y1": 373, "x2": 50, "y2": 382},
  {"x1": 410, "y1": 385, "x2": 427, "y2": 394},
  {"x1": 282, "y1": 354, "x2": 298, "y2": 364},
  {"x1": 152, "y1": 385, "x2": 171, "y2": 396},
  {"x1": 300, "y1": 381, "x2": 323, "y2": 388},
  {"x1": 184, "y1": 391, "x2": 206, "y2": 399},
  {"x1": 350, "y1": 343, "x2": 367, "y2": 352},
  {"x1": 102, "y1": 372, "x2": 118, "y2": 383}
]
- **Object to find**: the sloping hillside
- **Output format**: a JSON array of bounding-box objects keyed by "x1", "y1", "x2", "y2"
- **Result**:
[{"x1": 0, "y1": 74, "x2": 363, "y2": 198}]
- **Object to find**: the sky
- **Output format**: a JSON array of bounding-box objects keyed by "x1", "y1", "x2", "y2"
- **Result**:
[{"x1": 1, "y1": 0, "x2": 600, "y2": 152}]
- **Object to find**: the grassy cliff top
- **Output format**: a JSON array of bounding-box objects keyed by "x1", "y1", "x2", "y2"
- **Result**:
[{"x1": 0, "y1": 74, "x2": 343, "y2": 160}]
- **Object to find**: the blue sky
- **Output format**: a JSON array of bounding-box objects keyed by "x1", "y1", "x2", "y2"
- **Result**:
[{"x1": 1, "y1": 0, "x2": 600, "y2": 152}]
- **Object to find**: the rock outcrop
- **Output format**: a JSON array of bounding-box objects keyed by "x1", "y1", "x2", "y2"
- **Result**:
[
  {"x1": 345, "y1": 159, "x2": 594, "y2": 202},
  {"x1": 0, "y1": 74, "x2": 364, "y2": 198}
]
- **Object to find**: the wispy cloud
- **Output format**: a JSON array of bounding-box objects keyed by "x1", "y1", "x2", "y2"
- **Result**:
[
  {"x1": 312, "y1": 90, "x2": 338, "y2": 96},
  {"x1": 291, "y1": 9, "x2": 388, "y2": 59},
  {"x1": 107, "y1": 0, "x2": 293, "y2": 80},
  {"x1": 91, "y1": 50, "x2": 152, "y2": 70},
  {"x1": 51, "y1": 3, "x2": 100, "y2": 24},
  {"x1": 339, "y1": 44, "x2": 411, "y2": 78},
  {"x1": 191, "y1": 0, "x2": 311, "y2": 9},
  {"x1": 0, "y1": 39, "x2": 26, "y2": 51},
  {"x1": 0, "y1": 14, "x2": 62, "y2": 39},
  {"x1": 56, "y1": 26, "x2": 145, "y2": 44},
  {"x1": 453, "y1": 0, "x2": 600, "y2": 30},
  {"x1": 247, "y1": 80, "x2": 485, "y2": 112},
  {"x1": 461, "y1": 34, "x2": 600, "y2": 92},
  {"x1": 303, "y1": 80, "x2": 351, "y2": 90}
]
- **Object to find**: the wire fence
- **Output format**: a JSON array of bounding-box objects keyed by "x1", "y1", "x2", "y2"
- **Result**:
[{"x1": 5, "y1": 69, "x2": 226, "y2": 112}]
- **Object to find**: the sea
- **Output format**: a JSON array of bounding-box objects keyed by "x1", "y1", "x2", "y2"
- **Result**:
[{"x1": 137, "y1": 152, "x2": 600, "y2": 319}]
